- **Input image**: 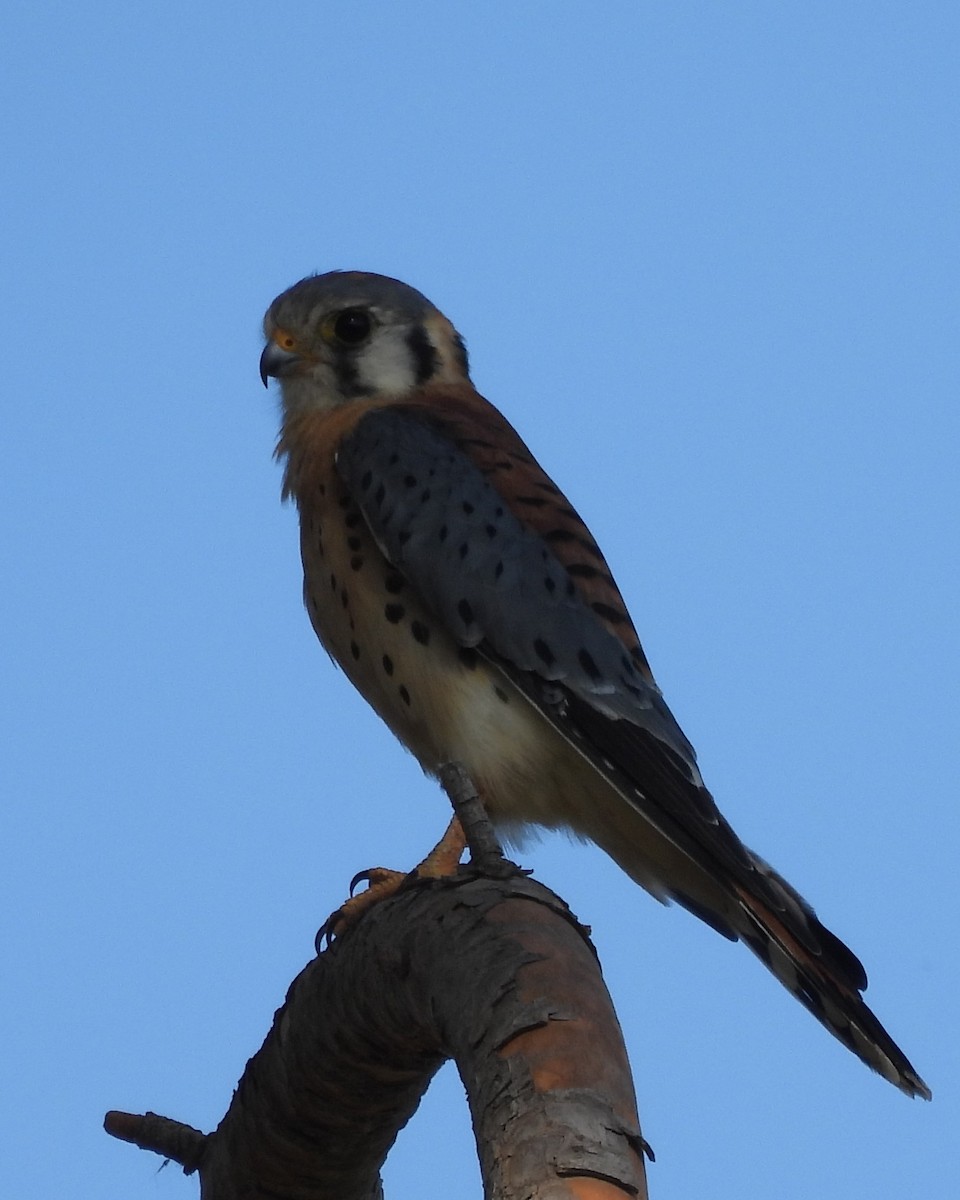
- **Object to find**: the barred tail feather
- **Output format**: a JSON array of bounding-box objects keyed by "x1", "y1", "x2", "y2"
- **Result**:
[{"x1": 734, "y1": 885, "x2": 931, "y2": 1100}]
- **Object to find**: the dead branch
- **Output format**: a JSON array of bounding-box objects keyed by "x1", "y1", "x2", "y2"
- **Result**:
[{"x1": 105, "y1": 869, "x2": 648, "y2": 1199}]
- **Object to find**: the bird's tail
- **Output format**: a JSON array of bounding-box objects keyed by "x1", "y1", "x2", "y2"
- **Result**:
[{"x1": 731, "y1": 858, "x2": 930, "y2": 1100}]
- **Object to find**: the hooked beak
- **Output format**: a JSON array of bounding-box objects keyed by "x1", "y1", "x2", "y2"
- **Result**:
[{"x1": 259, "y1": 341, "x2": 303, "y2": 387}]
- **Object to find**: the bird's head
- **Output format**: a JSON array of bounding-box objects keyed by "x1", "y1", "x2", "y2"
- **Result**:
[{"x1": 260, "y1": 271, "x2": 471, "y2": 415}]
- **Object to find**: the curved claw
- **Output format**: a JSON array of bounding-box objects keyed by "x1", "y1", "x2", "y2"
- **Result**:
[
  {"x1": 316, "y1": 867, "x2": 409, "y2": 951},
  {"x1": 349, "y1": 870, "x2": 371, "y2": 896},
  {"x1": 348, "y1": 867, "x2": 379, "y2": 896},
  {"x1": 350, "y1": 866, "x2": 408, "y2": 895},
  {"x1": 315, "y1": 917, "x2": 336, "y2": 954}
]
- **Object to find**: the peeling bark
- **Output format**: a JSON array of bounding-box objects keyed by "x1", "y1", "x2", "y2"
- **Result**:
[{"x1": 106, "y1": 870, "x2": 648, "y2": 1199}]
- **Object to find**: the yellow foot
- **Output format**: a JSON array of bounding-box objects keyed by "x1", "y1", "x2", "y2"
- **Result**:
[
  {"x1": 318, "y1": 818, "x2": 467, "y2": 946},
  {"x1": 417, "y1": 815, "x2": 467, "y2": 878},
  {"x1": 320, "y1": 868, "x2": 407, "y2": 944}
]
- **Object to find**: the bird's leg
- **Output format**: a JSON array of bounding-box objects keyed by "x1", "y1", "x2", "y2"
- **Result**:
[
  {"x1": 437, "y1": 761, "x2": 517, "y2": 878},
  {"x1": 319, "y1": 765, "x2": 517, "y2": 945}
]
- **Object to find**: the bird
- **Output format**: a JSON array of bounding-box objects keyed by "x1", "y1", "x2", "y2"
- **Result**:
[{"x1": 260, "y1": 269, "x2": 930, "y2": 1100}]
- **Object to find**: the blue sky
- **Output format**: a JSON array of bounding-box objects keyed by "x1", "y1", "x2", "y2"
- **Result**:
[{"x1": 3, "y1": 3, "x2": 957, "y2": 1197}]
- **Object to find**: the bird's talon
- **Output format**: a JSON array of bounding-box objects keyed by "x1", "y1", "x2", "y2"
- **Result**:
[
  {"x1": 355, "y1": 866, "x2": 408, "y2": 893},
  {"x1": 348, "y1": 866, "x2": 397, "y2": 896},
  {"x1": 317, "y1": 868, "x2": 410, "y2": 948},
  {"x1": 315, "y1": 917, "x2": 336, "y2": 953}
]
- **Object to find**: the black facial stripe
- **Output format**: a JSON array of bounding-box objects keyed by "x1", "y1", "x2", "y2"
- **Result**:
[
  {"x1": 334, "y1": 352, "x2": 375, "y2": 398},
  {"x1": 406, "y1": 325, "x2": 439, "y2": 385}
]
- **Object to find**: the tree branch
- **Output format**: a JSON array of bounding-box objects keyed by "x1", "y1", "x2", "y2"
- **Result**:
[{"x1": 106, "y1": 870, "x2": 648, "y2": 1199}]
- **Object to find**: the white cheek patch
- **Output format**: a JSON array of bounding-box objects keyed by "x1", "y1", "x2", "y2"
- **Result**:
[{"x1": 357, "y1": 326, "x2": 420, "y2": 394}]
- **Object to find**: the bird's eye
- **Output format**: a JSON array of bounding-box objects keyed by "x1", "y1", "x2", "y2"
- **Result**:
[{"x1": 331, "y1": 308, "x2": 373, "y2": 345}]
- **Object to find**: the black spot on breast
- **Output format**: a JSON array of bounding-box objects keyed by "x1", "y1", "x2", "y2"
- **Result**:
[
  {"x1": 494, "y1": 686, "x2": 510, "y2": 704},
  {"x1": 485, "y1": 524, "x2": 497, "y2": 538},
  {"x1": 375, "y1": 484, "x2": 386, "y2": 506},
  {"x1": 459, "y1": 647, "x2": 478, "y2": 670},
  {"x1": 494, "y1": 561, "x2": 504, "y2": 579},
  {"x1": 329, "y1": 572, "x2": 337, "y2": 592},
  {"x1": 411, "y1": 620, "x2": 430, "y2": 645},
  {"x1": 439, "y1": 524, "x2": 448, "y2": 543},
  {"x1": 385, "y1": 573, "x2": 405, "y2": 594},
  {"x1": 350, "y1": 641, "x2": 360, "y2": 660},
  {"x1": 420, "y1": 489, "x2": 431, "y2": 504},
  {"x1": 384, "y1": 603, "x2": 405, "y2": 623},
  {"x1": 403, "y1": 474, "x2": 417, "y2": 488},
  {"x1": 382, "y1": 654, "x2": 394, "y2": 676},
  {"x1": 458, "y1": 543, "x2": 469, "y2": 560},
  {"x1": 340, "y1": 588, "x2": 349, "y2": 609},
  {"x1": 578, "y1": 649, "x2": 602, "y2": 681},
  {"x1": 345, "y1": 511, "x2": 362, "y2": 529},
  {"x1": 350, "y1": 555, "x2": 364, "y2": 571},
  {"x1": 462, "y1": 501, "x2": 475, "y2": 515},
  {"x1": 347, "y1": 536, "x2": 362, "y2": 552},
  {"x1": 533, "y1": 638, "x2": 555, "y2": 667},
  {"x1": 398, "y1": 531, "x2": 411, "y2": 547},
  {"x1": 457, "y1": 599, "x2": 474, "y2": 625},
  {"x1": 318, "y1": 482, "x2": 326, "y2": 497},
  {"x1": 388, "y1": 453, "x2": 399, "y2": 466},
  {"x1": 399, "y1": 685, "x2": 412, "y2": 706},
  {"x1": 544, "y1": 576, "x2": 556, "y2": 593}
]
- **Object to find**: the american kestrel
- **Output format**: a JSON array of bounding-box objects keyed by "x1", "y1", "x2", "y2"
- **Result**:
[{"x1": 260, "y1": 270, "x2": 929, "y2": 1100}]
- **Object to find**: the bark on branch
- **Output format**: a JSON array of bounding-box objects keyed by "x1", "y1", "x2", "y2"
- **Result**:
[{"x1": 105, "y1": 869, "x2": 648, "y2": 1199}]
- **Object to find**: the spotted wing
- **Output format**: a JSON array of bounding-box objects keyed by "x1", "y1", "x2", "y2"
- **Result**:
[
  {"x1": 335, "y1": 401, "x2": 765, "y2": 883},
  {"x1": 337, "y1": 404, "x2": 694, "y2": 751}
]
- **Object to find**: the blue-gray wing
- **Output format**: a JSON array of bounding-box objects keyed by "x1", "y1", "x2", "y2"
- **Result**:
[{"x1": 336, "y1": 404, "x2": 700, "y2": 779}]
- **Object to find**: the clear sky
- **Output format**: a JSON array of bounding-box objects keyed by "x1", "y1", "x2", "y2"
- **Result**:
[{"x1": 3, "y1": 3, "x2": 957, "y2": 1197}]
